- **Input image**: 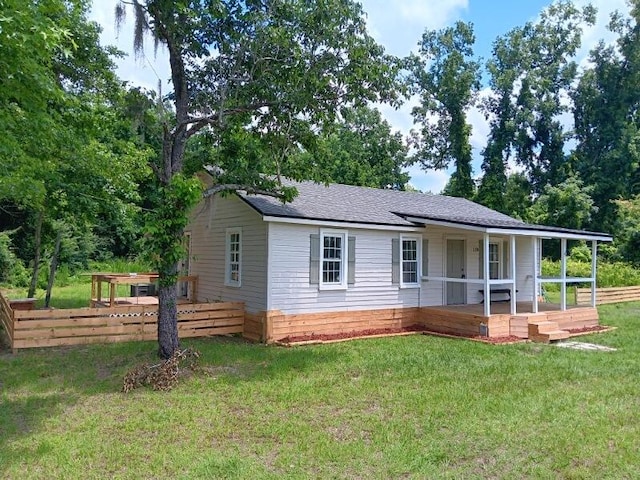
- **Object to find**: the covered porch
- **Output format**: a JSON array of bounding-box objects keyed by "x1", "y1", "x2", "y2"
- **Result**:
[{"x1": 405, "y1": 213, "x2": 612, "y2": 341}]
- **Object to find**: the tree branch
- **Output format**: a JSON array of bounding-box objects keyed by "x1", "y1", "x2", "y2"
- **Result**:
[
  {"x1": 178, "y1": 100, "x2": 283, "y2": 139},
  {"x1": 202, "y1": 183, "x2": 287, "y2": 199}
]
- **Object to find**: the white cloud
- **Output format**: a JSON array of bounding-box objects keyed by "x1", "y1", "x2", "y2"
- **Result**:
[
  {"x1": 574, "y1": 0, "x2": 629, "y2": 63},
  {"x1": 360, "y1": 0, "x2": 469, "y2": 56},
  {"x1": 405, "y1": 164, "x2": 450, "y2": 194}
]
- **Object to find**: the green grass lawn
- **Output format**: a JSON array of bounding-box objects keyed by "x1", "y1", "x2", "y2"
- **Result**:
[
  {"x1": 1, "y1": 303, "x2": 639, "y2": 479},
  {"x1": 2, "y1": 280, "x2": 140, "y2": 309}
]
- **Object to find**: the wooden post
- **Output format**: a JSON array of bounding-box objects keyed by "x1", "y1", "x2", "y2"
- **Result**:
[
  {"x1": 532, "y1": 237, "x2": 539, "y2": 314},
  {"x1": 591, "y1": 241, "x2": 598, "y2": 308},
  {"x1": 510, "y1": 235, "x2": 517, "y2": 315},
  {"x1": 110, "y1": 280, "x2": 116, "y2": 307},
  {"x1": 560, "y1": 238, "x2": 567, "y2": 311},
  {"x1": 97, "y1": 277, "x2": 102, "y2": 306},
  {"x1": 483, "y1": 233, "x2": 490, "y2": 317}
]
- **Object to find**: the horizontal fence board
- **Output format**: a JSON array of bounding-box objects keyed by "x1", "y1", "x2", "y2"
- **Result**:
[
  {"x1": 576, "y1": 286, "x2": 640, "y2": 305},
  {"x1": 175, "y1": 310, "x2": 244, "y2": 322},
  {"x1": 14, "y1": 315, "x2": 157, "y2": 330},
  {"x1": 14, "y1": 305, "x2": 154, "y2": 319},
  {"x1": 177, "y1": 326, "x2": 243, "y2": 338},
  {"x1": 8, "y1": 301, "x2": 244, "y2": 350},
  {"x1": 177, "y1": 317, "x2": 244, "y2": 330}
]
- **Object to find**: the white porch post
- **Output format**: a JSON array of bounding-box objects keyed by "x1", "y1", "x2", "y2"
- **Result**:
[
  {"x1": 510, "y1": 235, "x2": 517, "y2": 315},
  {"x1": 591, "y1": 240, "x2": 598, "y2": 307},
  {"x1": 483, "y1": 233, "x2": 490, "y2": 317},
  {"x1": 532, "y1": 237, "x2": 539, "y2": 314},
  {"x1": 560, "y1": 238, "x2": 567, "y2": 311}
]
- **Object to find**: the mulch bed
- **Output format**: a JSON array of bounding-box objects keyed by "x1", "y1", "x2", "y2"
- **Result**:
[
  {"x1": 275, "y1": 324, "x2": 527, "y2": 346},
  {"x1": 566, "y1": 325, "x2": 613, "y2": 336}
]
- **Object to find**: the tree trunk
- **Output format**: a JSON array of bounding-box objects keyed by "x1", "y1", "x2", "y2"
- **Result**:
[
  {"x1": 157, "y1": 276, "x2": 180, "y2": 359},
  {"x1": 28, "y1": 210, "x2": 43, "y2": 298},
  {"x1": 44, "y1": 229, "x2": 62, "y2": 308}
]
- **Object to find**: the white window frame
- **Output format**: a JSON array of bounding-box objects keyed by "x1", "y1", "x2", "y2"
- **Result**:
[
  {"x1": 319, "y1": 229, "x2": 348, "y2": 290},
  {"x1": 225, "y1": 227, "x2": 242, "y2": 287},
  {"x1": 400, "y1": 234, "x2": 421, "y2": 288},
  {"x1": 488, "y1": 240, "x2": 501, "y2": 280}
]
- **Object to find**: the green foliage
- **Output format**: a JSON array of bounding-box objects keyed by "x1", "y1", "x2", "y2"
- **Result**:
[
  {"x1": 572, "y1": 4, "x2": 640, "y2": 232},
  {"x1": 541, "y1": 258, "x2": 640, "y2": 288},
  {"x1": 142, "y1": 175, "x2": 202, "y2": 286},
  {"x1": 478, "y1": 2, "x2": 595, "y2": 209},
  {"x1": 408, "y1": 21, "x2": 480, "y2": 198},
  {"x1": 0, "y1": 230, "x2": 28, "y2": 286},
  {"x1": 527, "y1": 176, "x2": 595, "y2": 229},
  {"x1": 611, "y1": 195, "x2": 640, "y2": 264},
  {"x1": 306, "y1": 106, "x2": 409, "y2": 189}
]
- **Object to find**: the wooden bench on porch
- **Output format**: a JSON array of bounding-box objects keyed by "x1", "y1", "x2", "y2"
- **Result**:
[{"x1": 478, "y1": 288, "x2": 517, "y2": 303}]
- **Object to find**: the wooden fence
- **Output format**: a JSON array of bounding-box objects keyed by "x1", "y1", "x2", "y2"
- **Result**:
[
  {"x1": 576, "y1": 286, "x2": 640, "y2": 305},
  {"x1": 0, "y1": 292, "x2": 13, "y2": 347},
  {"x1": 0, "y1": 294, "x2": 244, "y2": 351}
]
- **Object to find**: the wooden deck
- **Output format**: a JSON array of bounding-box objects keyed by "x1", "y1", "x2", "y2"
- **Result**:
[
  {"x1": 92, "y1": 296, "x2": 193, "y2": 308},
  {"x1": 420, "y1": 302, "x2": 599, "y2": 341}
]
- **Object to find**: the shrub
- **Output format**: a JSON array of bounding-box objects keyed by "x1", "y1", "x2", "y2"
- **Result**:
[{"x1": 541, "y1": 258, "x2": 640, "y2": 288}]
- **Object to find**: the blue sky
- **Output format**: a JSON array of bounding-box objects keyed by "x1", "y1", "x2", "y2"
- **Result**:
[{"x1": 89, "y1": 0, "x2": 629, "y2": 192}]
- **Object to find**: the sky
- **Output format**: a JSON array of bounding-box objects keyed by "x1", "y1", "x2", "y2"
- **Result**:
[{"x1": 88, "y1": 0, "x2": 630, "y2": 193}]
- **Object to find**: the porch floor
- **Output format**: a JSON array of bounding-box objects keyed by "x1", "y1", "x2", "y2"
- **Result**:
[
  {"x1": 420, "y1": 302, "x2": 599, "y2": 340},
  {"x1": 423, "y1": 301, "x2": 587, "y2": 317}
]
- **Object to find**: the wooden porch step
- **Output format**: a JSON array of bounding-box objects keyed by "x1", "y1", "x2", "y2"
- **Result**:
[
  {"x1": 530, "y1": 330, "x2": 570, "y2": 343},
  {"x1": 527, "y1": 317, "x2": 570, "y2": 343},
  {"x1": 528, "y1": 320, "x2": 559, "y2": 336}
]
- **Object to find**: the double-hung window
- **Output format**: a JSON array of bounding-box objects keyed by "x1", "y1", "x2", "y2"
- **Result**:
[
  {"x1": 225, "y1": 228, "x2": 241, "y2": 287},
  {"x1": 320, "y1": 230, "x2": 347, "y2": 289},
  {"x1": 400, "y1": 235, "x2": 420, "y2": 287},
  {"x1": 488, "y1": 242, "x2": 500, "y2": 279}
]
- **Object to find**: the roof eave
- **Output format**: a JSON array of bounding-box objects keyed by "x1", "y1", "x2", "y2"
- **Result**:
[{"x1": 402, "y1": 216, "x2": 612, "y2": 242}]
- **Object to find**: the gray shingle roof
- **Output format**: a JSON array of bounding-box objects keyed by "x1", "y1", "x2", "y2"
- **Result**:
[{"x1": 239, "y1": 181, "x2": 611, "y2": 238}]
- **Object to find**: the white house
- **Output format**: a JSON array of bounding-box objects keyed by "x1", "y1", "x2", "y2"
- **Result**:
[{"x1": 185, "y1": 181, "x2": 612, "y2": 342}]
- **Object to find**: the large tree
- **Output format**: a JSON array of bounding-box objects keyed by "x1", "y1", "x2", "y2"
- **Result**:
[
  {"x1": 302, "y1": 106, "x2": 409, "y2": 189},
  {"x1": 116, "y1": 0, "x2": 399, "y2": 358},
  {"x1": 407, "y1": 21, "x2": 480, "y2": 198},
  {"x1": 0, "y1": 0, "x2": 149, "y2": 299},
  {"x1": 477, "y1": 1, "x2": 595, "y2": 209},
  {"x1": 572, "y1": 2, "x2": 640, "y2": 232}
]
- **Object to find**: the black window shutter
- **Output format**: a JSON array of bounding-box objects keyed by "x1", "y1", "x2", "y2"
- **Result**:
[
  {"x1": 392, "y1": 238, "x2": 400, "y2": 284},
  {"x1": 310, "y1": 234, "x2": 320, "y2": 285},
  {"x1": 348, "y1": 236, "x2": 356, "y2": 285},
  {"x1": 422, "y1": 239, "x2": 429, "y2": 278}
]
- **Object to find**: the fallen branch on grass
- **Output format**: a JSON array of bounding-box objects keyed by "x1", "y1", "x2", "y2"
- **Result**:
[{"x1": 122, "y1": 348, "x2": 201, "y2": 392}]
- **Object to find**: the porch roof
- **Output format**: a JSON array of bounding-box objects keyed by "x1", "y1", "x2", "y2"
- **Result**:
[{"x1": 399, "y1": 213, "x2": 613, "y2": 242}]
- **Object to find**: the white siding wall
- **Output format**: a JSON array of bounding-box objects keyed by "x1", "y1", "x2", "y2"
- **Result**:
[
  {"x1": 516, "y1": 236, "x2": 534, "y2": 302},
  {"x1": 187, "y1": 195, "x2": 267, "y2": 312},
  {"x1": 267, "y1": 223, "x2": 421, "y2": 314}
]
